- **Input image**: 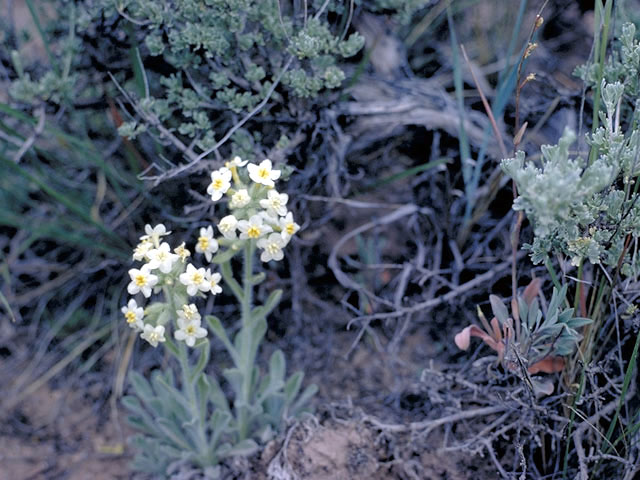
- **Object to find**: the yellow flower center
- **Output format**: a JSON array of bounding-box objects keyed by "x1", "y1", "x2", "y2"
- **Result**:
[
  {"x1": 198, "y1": 237, "x2": 209, "y2": 250},
  {"x1": 125, "y1": 311, "x2": 137, "y2": 324},
  {"x1": 212, "y1": 178, "x2": 224, "y2": 190},
  {"x1": 135, "y1": 274, "x2": 147, "y2": 287},
  {"x1": 266, "y1": 242, "x2": 280, "y2": 254},
  {"x1": 258, "y1": 168, "x2": 270, "y2": 179},
  {"x1": 185, "y1": 325, "x2": 196, "y2": 335},
  {"x1": 192, "y1": 273, "x2": 203, "y2": 284},
  {"x1": 286, "y1": 223, "x2": 295, "y2": 235},
  {"x1": 247, "y1": 226, "x2": 261, "y2": 238},
  {"x1": 175, "y1": 244, "x2": 190, "y2": 261}
]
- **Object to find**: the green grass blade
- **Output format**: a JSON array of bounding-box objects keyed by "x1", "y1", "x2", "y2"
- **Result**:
[
  {"x1": 129, "y1": 46, "x2": 150, "y2": 99},
  {"x1": 589, "y1": 0, "x2": 614, "y2": 165},
  {"x1": 497, "y1": 0, "x2": 528, "y2": 86},
  {"x1": 446, "y1": 7, "x2": 472, "y2": 204},
  {"x1": 363, "y1": 158, "x2": 449, "y2": 192},
  {"x1": 0, "y1": 290, "x2": 16, "y2": 322},
  {"x1": 0, "y1": 154, "x2": 128, "y2": 251},
  {"x1": 602, "y1": 329, "x2": 640, "y2": 453}
]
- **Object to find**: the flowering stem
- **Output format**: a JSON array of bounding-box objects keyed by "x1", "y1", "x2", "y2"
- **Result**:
[
  {"x1": 164, "y1": 286, "x2": 209, "y2": 462},
  {"x1": 237, "y1": 240, "x2": 255, "y2": 440},
  {"x1": 178, "y1": 342, "x2": 206, "y2": 447},
  {"x1": 241, "y1": 241, "x2": 254, "y2": 329}
]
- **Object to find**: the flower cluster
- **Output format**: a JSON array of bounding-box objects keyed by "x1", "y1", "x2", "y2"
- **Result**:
[
  {"x1": 205, "y1": 157, "x2": 300, "y2": 263},
  {"x1": 123, "y1": 224, "x2": 222, "y2": 348},
  {"x1": 121, "y1": 157, "x2": 300, "y2": 347}
]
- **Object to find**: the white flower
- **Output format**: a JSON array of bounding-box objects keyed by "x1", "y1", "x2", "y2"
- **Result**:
[
  {"x1": 147, "y1": 242, "x2": 179, "y2": 273},
  {"x1": 127, "y1": 265, "x2": 159, "y2": 297},
  {"x1": 227, "y1": 156, "x2": 248, "y2": 168},
  {"x1": 260, "y1": 189, "x2": 289, "y2": 217},
  {"x1": 140, "y1": 224, "x2": 170, "y2": 245},
  {"x1": 238, "y1": 214, "x2": 273, "y2": 240},
  {"x1": 279, "y1": 212, "x2": 300, "y2": 242},
  {"x1": 259, "y1": 209, "x2": 278, "y2": 226},
  {"x1": 230, "y1": 188, "x2": 251, "y2": 208},
  {"x1": 205, "y1": 269, "x2": 223, "y2": 295},
  {"x1": 177, "y1": 303, "x2": 201, "y2": 323},
  {"x1": 207, "y1": 168, "x2": 232, "y2": 201},
  {"x1": 195, "y1": 226, "x2": 219, "y2": 262},
  {"x1": 174, "y1": 242, "x2": 191, "y2": 262},
  {"x1": 218, "y1": 215, "x2": 238, "y2": 239},
  {"x1": 140, "y1": 324, "x2": 166, "y2": 347},
  {"x1": 247, "y1": 159, "x2": 281, "y2": 187},
  {"x1": 132, "y1": 239, "x2": 153, "y2": 262},
  {"x1": 174, "y1": 316, "x2": 207, "y2": 347},
  {"x1": 257, "y1": 233, "x2": 286, "y2": 262},
  {"x1": 179, "y1": 263, "x2": 210, "y2": 296},
  {"x1": 121, "y1": 299, "x2": 144, "y2": 330}
]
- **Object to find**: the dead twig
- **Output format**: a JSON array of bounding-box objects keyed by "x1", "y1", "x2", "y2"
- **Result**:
[
  {"x1": 13, "y1": 105, "x2": 46, "y2": 163},
  {"x1": 328, "y1": 203, "x2": 420, "y2": 300},
  {"x1": 348, "y1": 257, "x2": 517, "y2": 326},
  {"x1": 363, "y1": 405, "x2": 507, "y2": 434}
]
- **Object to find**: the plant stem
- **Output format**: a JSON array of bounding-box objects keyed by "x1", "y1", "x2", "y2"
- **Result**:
[
  {"x1": 241, "y1": 241, "x2": 255, "y2": 329},
  {"x1": 237, "y1": 240, "x2": 256, "y2": 440},
  {"x1": 178, "y1": 341, "x2": 208, "y2": 455},
  {"x1": 165, "y1": 286, "x2": 209, "y2": 462}
]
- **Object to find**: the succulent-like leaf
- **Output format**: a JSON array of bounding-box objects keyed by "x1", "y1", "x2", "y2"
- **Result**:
[
  {"x1": 289, "y1": 384, "x2": 318, "y2": 417},
  {"x1": 489, "y1": 294, "x2": 510, "y2": 326},
  {"x1": 211, "y1": 247, "x2": 239, "y2": 264},
  {"x1": 129, "y1": 370, "x2": 154, "y2": 399},
  {"x1": 523, "y1": 278, "x2": 541, "y2": 305},
  {"x1": 284, "y1": 371, "x2": 304, "y2": 404},
  {"x1": 190, "y1": 341, "x2": 210, "y2": 383},
  {"x1": 206, "y1": 315, "x2": 239, "y2": 363},
  {"x1": 528, "y1": 356, "x2": 565, "y2": 374},
  {"x1": 249, "y1": 317, "x2": 268, "y2": 355},
  {"x1": 201, "y1": 374, "x2": 230, "y2": 413},
  {"x1": 223, "y1": 367, "x2": 243, "y2": 395},
  {"x1": 269, "y1": 349, "x2": 286, "y2": 387}
]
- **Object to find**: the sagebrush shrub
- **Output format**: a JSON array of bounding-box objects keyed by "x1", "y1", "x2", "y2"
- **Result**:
[{"x1": 503, "y1": 23, "x2": 640, "y2": 276}]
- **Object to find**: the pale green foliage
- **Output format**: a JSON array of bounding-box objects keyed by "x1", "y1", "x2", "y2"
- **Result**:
[
  {"x1": 575, "y1": 23, "x2": 640, "y2": 97},
  {"x1": 503, "y1": 24, "x2": 640, "y2": 272},
  {"x1": 8, "y1": 0, "x2": 366, "y2": 159},
  {"x1": 455, "y1": 280, "x2": 591, "y2": 395},
  {"x1": 6, "y1": 0, "x2": 429, "y2": 161},
  {"x1": 101, "y1": 0, "x2": 364, "y2": 142},
  {"x1": 124, "y1": 343, "x2": 314, "y2": 474},
  {"x1": 490, "y1": 283, "x2": 591, "y2": 364},
  {"x1": 9, "y1": 69, "x2": 77, "y2": 104},
  {"x1": 501, "y1": 129, "x2": 617, "y2": 265}
]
